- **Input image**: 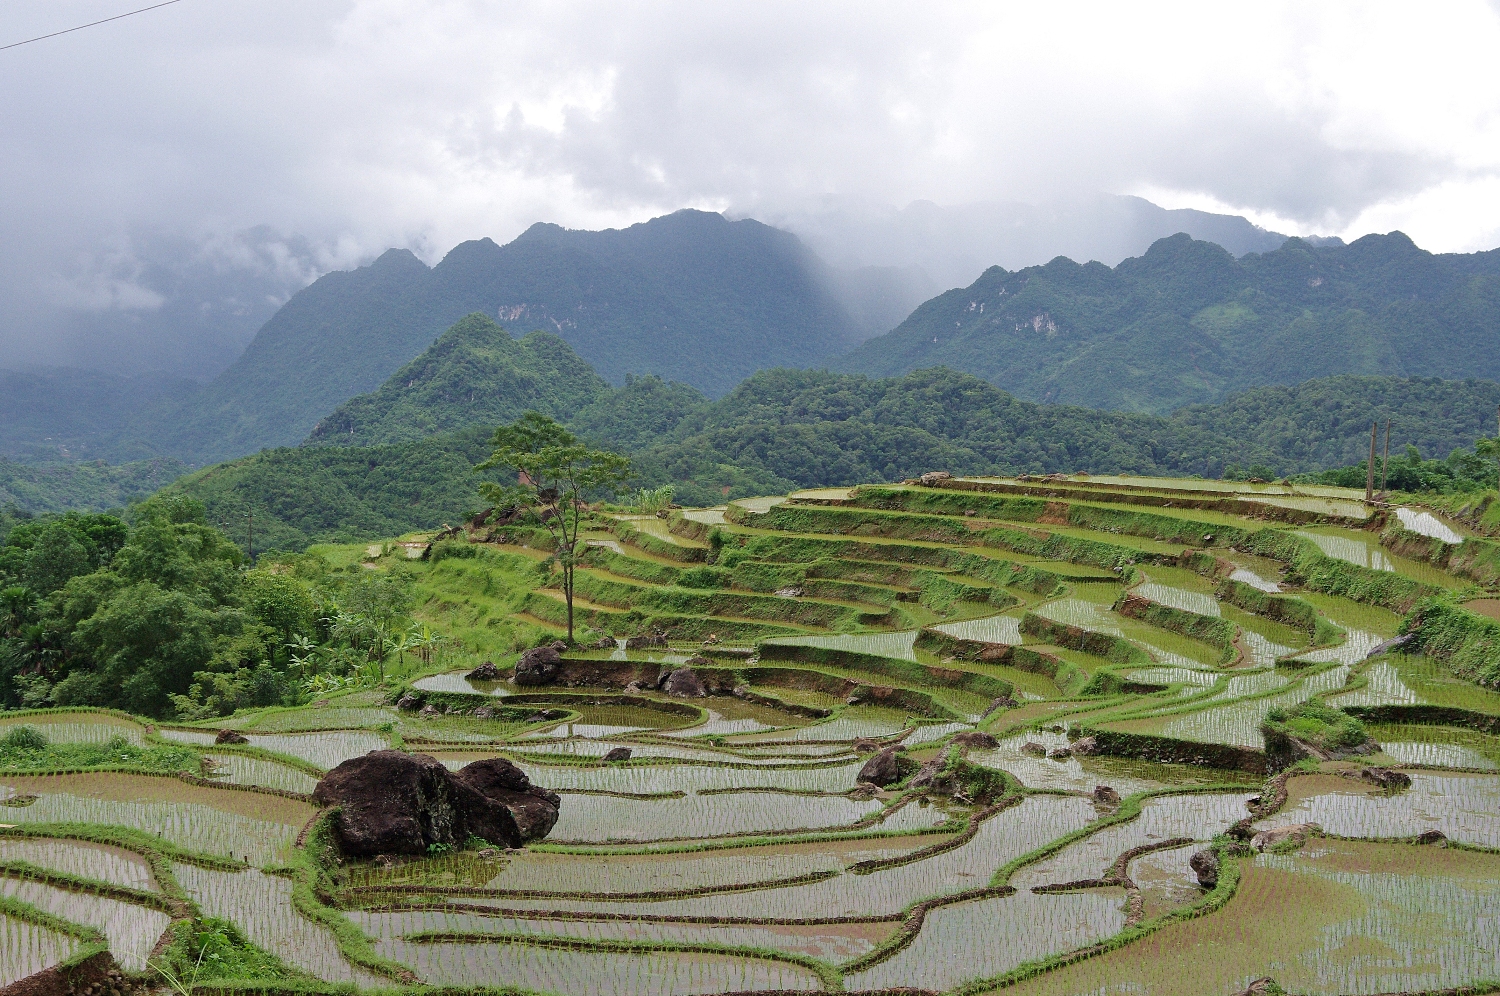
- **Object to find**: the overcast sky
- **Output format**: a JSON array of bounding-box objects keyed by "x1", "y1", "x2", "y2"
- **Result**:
[{"x1": 5, "y1": 0, "x2": 1500, "y2": 369}]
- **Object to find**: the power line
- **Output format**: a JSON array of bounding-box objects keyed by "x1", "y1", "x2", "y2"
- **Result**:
[{"x1": 1, "y1": 0, "x2": 187, "y2": 53}]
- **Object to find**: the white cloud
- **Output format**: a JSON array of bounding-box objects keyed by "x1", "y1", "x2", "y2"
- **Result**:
[{"x1": 3, "y1": 0, "x2": 1500, "y2": 367}]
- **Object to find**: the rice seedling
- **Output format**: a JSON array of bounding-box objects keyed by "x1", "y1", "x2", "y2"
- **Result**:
[
  {"x1": 845, "y1": 889, "x2": 1128, "y2": 992},
  {"x1": 1011, "y1": 793, "x2": 1254, "y2": 890},
  {"x1": 353, "y1": 908, "x2": 889, "y2": 962},
  {"x1": 0, "y1": 839, "x2": 157, "y2": 892},
  {"x1": 966, "y1": 734, "x2": 1251, "y2": 796},
  {"x1": 0, "y1": 878, "x2": 169, "y2": 971},
  {"x1": 0, "y1": 714, "x2": 146, "y2": 746},
  {"x1": 1135, "y1": 583, "x2": 1220, "y2": 617},
  {"x1": 197, "y1": 753, "x2": 320, "y2": 795},
  {"x1": 1228, "y1": 566, "x2": 1282, "y2": 592},
  {"x1": 1258, "y1": 772, "x2": 1500, "y2": 847},
  {"x1": 932, "y1": 613, "x2": 1023, "y2": 644},
  {"x1": 547, "y1": 791, "x2": 885, "y2": 843},
  {"x1": 381, "y1": 935, "x2": 824, "y2": 994},
  {"x1": 1370, "y1": 724, "x2": 1500, "y2": 770},
  {"x1": 172, "y1": 863, "x2": 389, "y2": 986},
  {"x1": 1120, "y1": 666, "x2": 1350, "y2": 748},
  {"x1": 233, "y1": 731, "x2": 390, "y2": 771},
  {"x1": 0, "y1": 913, "x2": 79, "y2": 987},
  {"x1": 0, "y1": 774, "x2": 312, "y2": 863},
  {"x1": 239, "y1": 707, "x2": 398, "y2": 733},
  {"x1": 1127, "y1": 842, "x2": 1203, "y2": 921},
  {"x1": 411, "y1": 672, "x2": 515, "y2": 696},
  {"x1": 768, "y1": 631, "x2": 920, "y2": 660},
  {"x1": 1326, "y1": 661, "x2": 1424, "y2": 709}
]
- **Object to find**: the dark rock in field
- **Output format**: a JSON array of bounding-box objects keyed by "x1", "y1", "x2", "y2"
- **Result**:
[
  {"x1": 549, "y1": 640, "x2": 568, "y2": 652},
  {"x1": 601, "y1": 747, "x2": 632, "y2": 762},
  {"x1": 473, "y1": 706, "x2": 496, "y2": 719},
  {"x1": 395, "y1": 693, "x2": 421, "y2": 711},
  {"x1": 1364, "y1": 633, "x2": 1414, "y2": 660},
  {"x1": 684, "y1": 655, "x2": 714, "y2": 666},
  {"x1": 214, "y1": 729, "x2": 249, "y2": 745},
  {"x1": 1231, "y1": 978, "x2": 1278, "y2": 996},
  {"x1": 1020, "y1": 741, "x2": 1047, "y2": 757},
  {"x1": 774, "y1": 587, "x2": 804, "y2": 598},
  {"x1": 980, "y1": 696, "x2": 1017, "y2": 718},
  {"x1": 919, "y1": 471, "x2": 952, "y2": 486},
  {"x1": 1071, "y1": 736, "x2": 1100, "y2": 756},
  {"x1": 1356, "y1": 767, "x2": 1412, "y2": 791},
  {"x1": 849, "y1": 782, "x2": 881, "y2": 800},
  {"x1": 418, "y1": 704, "x2": 442, "y2": 718},
  {"x1": 590, "y1": 635, "x2": 618, "y2": 650},
  {"x1": 514, "y1": 645, "x2": 563, "y2": 686},
  {"x1": 465, "y1": 661, "x2": 503, "y2": 680},
  {"x1": 623, "y1": 681, "x2": 644, "y2": 694},
  {"x1": 954, "y1": 731, "x2": 999, "y2": 749},
  {"x1": 625, "y1": 632, "x2": 668, "y2": 649},
  {"x1": 313, "y1": 750, "x2": 559, "y2": 856},
  {"x1": 731, "y1": 684, "x2": 751, "y2": 699},
  {"x1": 661, "y1": 668, "x2": 707, "y2": 697},
  {"x1": 1092, "y1": 785, "x2": 1120, "y2": 805},
  {"x1": 858, "y1": 747, "x2": 902, "y2": 786},
  {"x1": 524, "y1": 713, "x2": 549, "y2": 723},
  {"x1": 1189, "y1": 849, "x2": 1219, "y2": 889},
  {"x1": 853, "y1": 738, "x2": 881, "y2": 754},
  {"x1": 456, "y1": 757, "x2": 561, "y2": 842},
  {"x1": 908, "y1": 758, "x2": 945, "y2": 790},
  {"x1": 1250, "y1": 822, "x2": 1319, "y2": 852},
  {"x1": 1046, "y1": 746, "x2": 1073, "y2": 760},
  {"x1": 1416, "y1": 829, "x2": 1448, "y2": 846}
]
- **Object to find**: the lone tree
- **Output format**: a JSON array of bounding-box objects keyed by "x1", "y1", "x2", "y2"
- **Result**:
[{"x1": 476, "y1": 412, "x2": 631, "y2": 644}]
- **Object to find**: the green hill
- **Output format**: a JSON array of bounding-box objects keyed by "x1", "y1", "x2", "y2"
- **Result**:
[
  {"x1": 0, "y1": 455, "x2": 188, "y2": 513},
  {"x1": 133, "y1": 210, "x2": 863, "y2": 464},
  {"x1": 161, "y1": 368, "x2": 1500, "y2": 550},
  {"x1": 305, "y1": 313, "x2": 610, "y2": 446},
  {"x1": 836, "y1": 232, "x2": 1500, "y2": 413}
]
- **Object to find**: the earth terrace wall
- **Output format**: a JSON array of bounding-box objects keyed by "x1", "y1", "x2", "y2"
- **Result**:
[
  {"x1": 1381, "y1": 521, "x2": 1500, "y2": 586},
  {"x1": 1214, "y1": 579, "x2": 1346, "y2": 646},
  {"x1": 754, "y1": 644, "x2": 1014, "y2": 709},
  {"x1": 607, "y1": 518, "x2": 708, "y2": 563},
  {"x1": 1113, "y1": 593, "x2": 1238, "y2": 666},
  {"x1": 1019, "y1": 613, "x2": 1152, "y2": 667},
  {"x1": 520, "y1": 591, "x2": 804, "y2": 642},
  {"x1": 1403, "y1": 598, "x2": 1500, "y2": 689},
  {"x1": 1081, "y1": 727, "x2": 1267, "y2": 774},
  {"x1": 1240, "y1": 529, "x2": 1440, "y2": 613},
  {"x1": 567, "y1": 571, "x2": 894, "y2": 629}
]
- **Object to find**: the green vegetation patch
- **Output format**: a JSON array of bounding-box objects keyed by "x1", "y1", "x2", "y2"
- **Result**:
[
  {"x1": 0, "y1": 726, "x2": 198, "y2": 775},
  {"x1": 1404, "y1": 598, "x2": 1500, "y2": 689}
]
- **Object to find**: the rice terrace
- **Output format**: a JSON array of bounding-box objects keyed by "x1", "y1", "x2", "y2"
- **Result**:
[{"x1": 5, "y1": 469, "x2": 1500, "y2": 996}]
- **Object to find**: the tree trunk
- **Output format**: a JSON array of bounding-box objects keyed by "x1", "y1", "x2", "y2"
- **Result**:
[{"x1": 564, "y1": 563, "x2": 575, "y2": 644}]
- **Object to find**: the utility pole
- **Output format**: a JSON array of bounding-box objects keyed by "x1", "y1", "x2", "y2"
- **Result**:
[
  {"x1": 1381, "y1": 419, "x2": 1391, "y2": 494},
  {"x1": 1365, "y1": 422, "x2": 1377, "y2": 502}
]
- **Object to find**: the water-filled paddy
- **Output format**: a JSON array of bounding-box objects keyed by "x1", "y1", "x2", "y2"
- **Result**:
[
  {"x1": 0, "y1": 773, "x2": 312, "y2": 863},
  {"x1": 0, "y1": 837, "x2": 158, "y2": 892},
  {"x1": 1258, "y1": 772, "x2": 1500, "y2": 846},
  {"x1": 0, "y1": 878, "x2": 168, "y2": 971},
  {"x1": 0, "y1": 915, "x2": 78, "y2": 987}
]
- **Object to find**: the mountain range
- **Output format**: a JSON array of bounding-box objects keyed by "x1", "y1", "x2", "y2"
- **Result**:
[{"x1": 838, "y1": 231, "x2": 1500, "y2": 413}]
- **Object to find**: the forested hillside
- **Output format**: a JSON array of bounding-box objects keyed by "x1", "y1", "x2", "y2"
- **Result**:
[
  {"x1": 838, "y1": 231, "x2": 1500, "y2": 413},
  {"x1": 131, "y1": 210, "x2": 866, "y2": 463},
  {"x1": 159, "y1": 368, "x2": 1500, "y2": 551},
  {"x1": 0, "y1": 455, "x2": 187, "y2": 513},
  {"x1": 305, "y1": 313, "x2": 609, "y2": 446}
]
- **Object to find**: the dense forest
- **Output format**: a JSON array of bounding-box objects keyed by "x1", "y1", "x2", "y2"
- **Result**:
[
  {"x1": 838, "y1": 231, "x2": 1500, "y2": 413},
  {"x1": 0, "y1": 496, "x2": 426, "y2": 718},
  {"x1": 145, "y1": 365, "x2": 1500, "y2": 552}
]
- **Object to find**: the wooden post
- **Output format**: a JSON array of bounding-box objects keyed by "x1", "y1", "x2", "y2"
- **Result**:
[
  {"x1": 1365, "y1": 422, "x2": 1377, "y2": 502},
  {"x1": 1381, "y1": 419, "x2": 1391, "y2": 494}
]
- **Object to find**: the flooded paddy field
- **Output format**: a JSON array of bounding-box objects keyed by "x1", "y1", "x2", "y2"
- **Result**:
[{"x1": 4, "y1": 479, "x2": 1497, "y2": 995}]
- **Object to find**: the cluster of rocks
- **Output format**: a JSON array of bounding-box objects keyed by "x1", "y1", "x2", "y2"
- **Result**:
[
  {"x1": 313, "y1": 750, "x2": 560, "y2": 856},
  {"x1": 515, "y1": 643, "x2": 567, "y2": 685}
]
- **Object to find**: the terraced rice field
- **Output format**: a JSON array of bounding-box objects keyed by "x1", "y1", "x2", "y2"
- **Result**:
[{"x1": 3, "y1": 477, "x2": 1497, "y2": 995}]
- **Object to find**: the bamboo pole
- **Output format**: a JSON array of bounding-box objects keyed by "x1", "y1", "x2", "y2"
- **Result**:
[
  {"x1": 1381, "y1": 419, "x2": 1390, "y2": 494},
  {"x1": 1365, "y1": 422, "x2": 1377, "y2": 502}
]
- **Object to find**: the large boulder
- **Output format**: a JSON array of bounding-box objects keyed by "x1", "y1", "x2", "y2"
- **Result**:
[
  {"x1": 661, "y1": 668, "x2": 707, "y2": 697},
  {"x1": 312, "y1": 751, "x2": 559, "y2": 856},
  {"x1": 857, "y1": 747, "x2": 902, "y2": 787},
  {"x1": 1250, "y1": 822, "x2": 1319, "y2": 852},
  {"x1": 456, "y1": 757, "x2": 561, "y2": 841},
  {"x1": 465, "y1": 661, "x2": 503, "y2": 680},
  {"x1": 514, "y1": 645, "x2": 562, "y2": 686},
  {"x1": 953, "y1": 731, "x2": 999, "y2": 750},
  {"x1": 1189, "y1": 849, "x2": 1219, "y2": 888},
  {"x1": 215, "y1": 729, "x2": 249, "y2": 745}
]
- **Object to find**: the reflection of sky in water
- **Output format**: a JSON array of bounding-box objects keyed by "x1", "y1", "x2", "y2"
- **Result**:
[
  {"x1": 1378, "y1": 741, "x2": 1498, "y2": 770},
  {"x1": 1396, "y1": 507, "x2": 1463, "y2": 544},
  {"x1": 1136, "y1": 582, "x2": 1220, "y2": 616},
  {"x1": 1294, "y1": 629, "x2": 1384, "y2": 665},
  {"x1": 1327, "y1": 661, "x2": 1422, "y2": 708},
  {"x1": 1230, "y1": 567, "x2": 1281, "y2": 592},
  {"x1": 1241, "y1": 629, "x2": 1295, "y2": 668},
  {"x1": 768, "y1": 630, "x2": 919, "y2": 661},
  {"x1": 932, "y1": 614, "x2": 1022, "y2": 644},
  {"x1": 1297, "y1": 531, "x2": 1394, "y2": 572}
]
